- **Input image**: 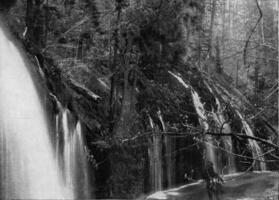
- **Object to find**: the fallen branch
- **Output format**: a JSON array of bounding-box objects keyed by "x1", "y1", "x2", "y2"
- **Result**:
[
  {"x1": 222, "y1": 45, "x2": 259, "y2": 61},
  {"x1": 205, "y1": 141, "x2": 277, "y2": 163},
  {"x1": 65, "y1": 77, "x2": 101, "y2": 101},
  {"x1": 61, "y1": 16, "x2": 90, "y2": 37},
  {"x1": 264, "y1": 86, "x2": 279, "y2": 101},
  {"x1": 205, "y1": 132, "x2": 279, "y2": 150},
  {"x1": 121, "y1": 129, "x2": 279, "y2": 150}
]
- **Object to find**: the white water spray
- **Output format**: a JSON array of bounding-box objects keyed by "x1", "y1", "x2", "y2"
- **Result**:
[
  {"x1": 212, "y1": 81, "x2": 266, "y2": 170},
  {"x1": 191, "y1": 90, "x2": 217, "y2": 170},
  {"x1": 169, "y1": 72, "x2": 216, "y2": 169},
  {"x1": 0, "y1": 24, "x2": 72, "y2": 198},
  {"x1": 56, "y1": 106, "x2": 90, "y2": 198},
  {"x1": 204, "y1": 81, "x2": 236, "y2": 173},
  {"x1": 191, "y1": 90, "x2": 209, "y2": 131},
  {"x1": 236, "y1": 111, "x2": 266, "y2": 170},
  {"x1": 148, "y1": 115, "x2": 163, "y2": 191}
]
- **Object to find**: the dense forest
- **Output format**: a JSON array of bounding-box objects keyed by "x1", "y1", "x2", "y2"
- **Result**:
[{"x1": 0, "y1": 0, "x2": 278, "y2": 199}]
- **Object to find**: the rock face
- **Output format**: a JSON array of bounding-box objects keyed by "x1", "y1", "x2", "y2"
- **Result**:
[{"x1": 147, "y1": 171, "x2": 279, "y2": 200}]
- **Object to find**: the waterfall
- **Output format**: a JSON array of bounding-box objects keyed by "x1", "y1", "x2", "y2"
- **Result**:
[
  {"x1": 148, "y1": 115, "x2": 163, "y2": 191},
  {"x1": 190, "y1": 90, "x2": 217, "y2": 171},
  {"x1": 55, "y1": 104, "x2": 90, "y2": 198},
  {"x1": 212, "y1": 82, "x2": 266, "y2": 170},
  {"x1": 236, "y1": 111, "x2": 266, "y2": 170},
  {"x1": 204, "y1": 81, "x2": 236, "y2": 173},
  {"x1": 191, "y1": 90, "x2": 209, "y2": 131},
  {"x1": 0, "y1": 24, "x2": 72, "y2": 198},
  {"x1": 169, "y1": 72, "x2": 217, "y2": 170},
  {"x1": 158, "y1": 110, "x2": 174, "y2": 188}
]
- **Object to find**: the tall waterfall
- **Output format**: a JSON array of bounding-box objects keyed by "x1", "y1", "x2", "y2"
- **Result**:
[{"x1": 0, "y1": 24, "x2": 72, "y2": 198}]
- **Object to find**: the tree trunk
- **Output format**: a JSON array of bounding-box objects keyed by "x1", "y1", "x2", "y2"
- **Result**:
[
  {"x1": 26, "y1": 0, "x2": 34, "y2": 30},
  {"x1": 26, "y1": 0, "x2": 46, "y2": 48},
  {"x1": 254, "y1": 61, "x2": 260, "y2": 98},
  {"x1": 221, "y1": 0, "x2": 226, "y2": 59},
  {"x1": 208, "y1": 0, "x2": 216, "y2": 59},
  {"x1": 77, "y1": 36, "x2": 84, "y2": 60},
  {"x1": 113, "y1": 61, "x2": 131, "y2": 139},
  {"x1": 235, "y1": 60, "x2": 239, "y2": 88},
  {"x1": 109, "y1": 3, "x2": 121, "y2": 133},
  {"x1": 198, "y1": 27, "x2": 201, "y2": 70},
  {"x1": 164, "y1": 135, "x2": 174, "y2": 187}
]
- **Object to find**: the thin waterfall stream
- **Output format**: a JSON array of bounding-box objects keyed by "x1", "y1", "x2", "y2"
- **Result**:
[
  {"x1": 236, "y1": 111, "x2": 266, "y2": 170},
  {"x1": 204, "y1": 81, "x2": 236, "y2": 173},
  {"x1": 56, "y1": 104, "x2": 90, "y2": 198},
  {"x1": 169, "y1": 71, "x2": 217, "y2": 170}
]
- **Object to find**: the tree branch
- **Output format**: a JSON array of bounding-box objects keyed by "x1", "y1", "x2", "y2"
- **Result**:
[
  {"x1": 121, "y1": 129, "x2": 279, "y2": 150},
  {"x1": 243, "y1": 0, "x2": 262, "y2": 66},
  {"x1": 205, "y1": 141, "x2": 277, "y2": 163},
  {"x1": 66, "y1": 77, "x2": 101, "y2": 101},
  {"x1": 205, "y1": 131, "x2": 279, "y2": 150}
]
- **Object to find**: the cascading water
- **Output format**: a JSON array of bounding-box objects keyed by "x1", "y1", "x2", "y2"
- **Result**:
[
  {"x1": 148, "y1": 115, "x2": 163, "y2": 191},
  {"x1": 169, "y1": 72, "x2": 217, "y2": 170},
  {"x1": 191, "y1": 90, "x2": 217, "y2": 170},
  {"x1": 236, "y1": 111, "x2": 266, "y2": 170},
  {"x1": 191, "y1": 90, "x2": 209, "y2": 131},
  {"x1": 56, "y1": 104, "x2": 90, "y2": 198},
  {"x1": 212, "y1": 82, "x2": 266, "y2": 170},
  {"x1": 158, "y1": 110, "x2": 174, "y2": 187},
  {"x1": 0, "y1": 24, "x2": 72, "y2": 198},
  {"x1": 170, "y1": 71, "x2": 268, "y2": 173},
  {"x1": 204, "y1": 82, "x2": 236, "y2": 173}
]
